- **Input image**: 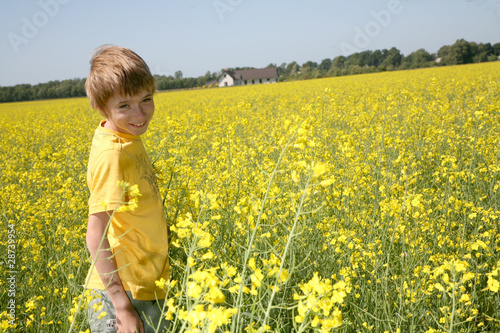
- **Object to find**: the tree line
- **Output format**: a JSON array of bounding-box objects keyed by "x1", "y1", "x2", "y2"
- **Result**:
[
  {"x1": 276, "y1": 39, "x2": 500, "y2": 81},
  {"x1": 1, "y1": 39, "x2": 498, "y2": 103}
]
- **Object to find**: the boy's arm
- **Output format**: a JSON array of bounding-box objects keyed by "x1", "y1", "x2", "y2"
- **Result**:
[{"x1": 86, "y1": 212, "x2": 145, "y2": 333}]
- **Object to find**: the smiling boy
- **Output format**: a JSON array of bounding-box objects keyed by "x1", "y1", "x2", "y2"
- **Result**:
[{"x1": 84, "y1": 45, "x2": 169, "y2": 333}]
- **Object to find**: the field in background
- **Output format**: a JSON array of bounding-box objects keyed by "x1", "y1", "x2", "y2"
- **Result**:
[{"x1": 1, "y1": 62, "x2": 499, "y2": 332}]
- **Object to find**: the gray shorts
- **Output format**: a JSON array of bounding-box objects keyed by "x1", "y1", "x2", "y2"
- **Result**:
[{"x1": 87, "y1": 289, "x2": 170, "y2": 333}]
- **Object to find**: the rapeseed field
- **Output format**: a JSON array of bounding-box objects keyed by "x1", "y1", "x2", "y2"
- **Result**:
[{"x1": 1, "y1": 62, "x2": 499, "y2": 332}]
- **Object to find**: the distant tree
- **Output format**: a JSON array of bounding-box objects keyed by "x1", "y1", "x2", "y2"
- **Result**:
[
  {"x1": 300, "y1": 61, "x2": 312, "y2": 79},
  {"x1": 474, "y1": 42, "x2": 494, "y2": 62},
  {"x1": 285, "y1": 61, "x2": 300, "y2": 76},
  {"x1": 300, "y1": 61, "x2": 320, "y2": 80},
  {"x1": 493, "y1": 43, "x2": 500, "y2": 56},
  {"x1": 233, "y1": 66, "x2": 255, "y2": 71},
  {"x1": 346, "y1": 52, "x2": 362, "y2": 67},
  {"x1": 0, "y1": 87, "x2": 11, "y2": 102},
  {"x1": 348, "y1": 65, "x2": 364, "y2": 75},
  {"x1": 184, "y1": 77, "x2": 196, "y2": 87},
  {"x1": 56, "y1": 80, "x2": 73, "y2": 98},
  {"x1": 438, "y1": 39, "x2": 474, "y2": 65},
  {"x1": 380, "y1": 47, "x2": 403, "y2": 70},
  {"x1": 371, "y1": 50, "x2": 384, "y2": 67},
  {"x1": 287, "y1": 62, "x2": 300, "y2": 80},
  {"x1": 402, "y1": 48, "x2": 434, "y2": 69},
  {"x1": 332, "y1": 56, "x2": 346, "y2": 69},
  {"x1": 302, "y1": 61, "x2": 318, "y2": 69},
  {"x1": 319, "y1": 58, "x2": 332, "y2": 72},
  {"x1": 359, "y1": 50, "x2": 375, "y2": 67},
  {"x1": 278, "y1": 63, "x2": 287, "y2": 77},
  {"x1": 13, "y1": 84, "x2": 31, "y2": 101},
  {"x1": 37, "y1": 86, "x2": 48, "y2": 100},
  {"x1": 436, "y1": 45, "x2": 451, "y2": 65}
]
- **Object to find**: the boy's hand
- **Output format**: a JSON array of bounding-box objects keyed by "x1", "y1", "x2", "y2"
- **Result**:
[{"x1": 116, "y1": 305, "x2": 144, "y2": 333}]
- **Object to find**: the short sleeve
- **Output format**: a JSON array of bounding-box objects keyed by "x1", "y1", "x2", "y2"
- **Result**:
[{"x1": 88, "y1": 149, "x2": 128, "y2": 215}]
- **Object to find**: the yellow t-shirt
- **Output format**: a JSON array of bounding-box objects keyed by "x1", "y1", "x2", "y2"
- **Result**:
[{"x1": 86, "y1": 120, "x2": 169, "y2": 300}]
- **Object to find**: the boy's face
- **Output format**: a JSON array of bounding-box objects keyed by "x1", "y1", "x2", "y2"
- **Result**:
[{"x1": 102, "y1": 90, "x2": 155, "y2": 136}]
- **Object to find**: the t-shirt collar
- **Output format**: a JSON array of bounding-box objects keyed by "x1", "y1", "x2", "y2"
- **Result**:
[{"x1": 98, "y1": 120, "x2": 141, "y2": 141}]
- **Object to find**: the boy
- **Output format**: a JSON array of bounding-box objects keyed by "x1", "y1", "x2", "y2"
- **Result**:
[{"x1": 84, "y1": 45, "x2": 170, "y2": 333}]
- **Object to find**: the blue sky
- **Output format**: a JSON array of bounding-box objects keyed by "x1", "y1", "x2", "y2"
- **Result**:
[{"x1": 0, "y1": 0, "x2": 499, "y2": 86}]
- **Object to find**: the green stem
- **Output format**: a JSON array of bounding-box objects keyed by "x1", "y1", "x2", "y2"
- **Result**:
[
  {"x1": 448, "y1": 272, "x2": 457, "y2": 333},
  {"x1": 231, "y1": 122, "x2": 303, "y2": 332},
  {"x1": 260, "y1": 175, "x2": 312, "y2": 332}
]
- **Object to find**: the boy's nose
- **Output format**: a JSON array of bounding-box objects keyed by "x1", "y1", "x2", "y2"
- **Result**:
[{"x1": 133, "y1": 104, "x2": 146, "y2": 116}]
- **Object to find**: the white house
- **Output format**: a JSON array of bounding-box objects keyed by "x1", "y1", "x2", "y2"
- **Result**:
[{"x1": 218, "y1": 67, "x2": 278, "y2": 87}]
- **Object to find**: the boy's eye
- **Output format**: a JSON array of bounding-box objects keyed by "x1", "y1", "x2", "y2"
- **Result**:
[
  {"x1": 142, "y1": 98, "x2": 152, "y2": 103},
  {"x1": 119, "y1": 104, "x2": 129, "y2": 109}
]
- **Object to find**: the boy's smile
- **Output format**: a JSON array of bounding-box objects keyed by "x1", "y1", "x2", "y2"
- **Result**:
[{"x1": 102, "y1": 90, "x2": 154, "y2": 136}]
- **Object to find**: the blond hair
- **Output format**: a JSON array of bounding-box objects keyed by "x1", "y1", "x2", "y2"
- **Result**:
[{"x1": 85, "y1": 45, "x2": 156, "y2": 115}]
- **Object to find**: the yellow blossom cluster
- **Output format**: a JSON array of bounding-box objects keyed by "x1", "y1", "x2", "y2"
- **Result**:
[
  {"x1": 115, "y1": 181, "x2": 142, "y2": 212},
  {"x1": 294, "y1": 272, "x2": 347, "y2": 332}
]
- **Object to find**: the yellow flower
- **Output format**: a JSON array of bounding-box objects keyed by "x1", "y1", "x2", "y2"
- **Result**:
[
  {"x1": 294, "y1": 142, "x2": 305, "y2": 150},
  {"x1": 206, "y1": 286, "x2": 225, "y2": 304},
  {"x1": 165, "y1": 298, "x2": 177, "y2": 320},
  {"x1": 462, "y1": 272, "x2": 475, "y2": 283},
  {"x1": 155, "y1": 277, "x2": 168, "y2": 289},
  {"x1": 248, "y1": 257, "x2": 257, "y2": 271},
  {"x1": 250, "y1": 269, "x2": 265, "y2": 288},
  {"x1": 187, "y1": 257, "x2": 195, "y2": 267},
  {"x1": 228, "y1": 285, "x2": 239, "y2": 293},
  {"x1": 221, "y1": 263, "x2": 237, "y2": 277},
  {"x1": 485, "y1": 275, "x2": 499, "y2": 293},
  {"x1": 312, "y1": 162, "x2": 328, "y2": 178},
  {"x1": 198, "y1": 232, "x2": 214, "y2": 248},
  {"x1": 1, "y1": 320, "x2": 16, "y2": 330},
  {"x1": 434, "y1": 283, "x2": 445, "y2": 292},
  {"x1": 320, "y1": 178, "x2": 335, "y2": 187},
  {"x1": 128, "y1": 184, "x2": 141, "y2": 197},
  {"x1": 321, "y1": 309, "x2": 342, "y2": 329},
  {"x1": 202, "y1": 251, "x2": 214, "y2": 260},
  {"x1": 178, "y1": 309, "x2": 188, "y2": 320},
  {"x1": 187, "y1": 282, "x2": 202, "y2": 299},
  {"x1": 25, "y1": 300, "x2": 36, "y2": 312},
  {"x1": 459, "y1": 294, "x2": 470, "y2": 303},
  {"x1": 311, "y1": 315, "x2": 320, "y2": 327}
]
